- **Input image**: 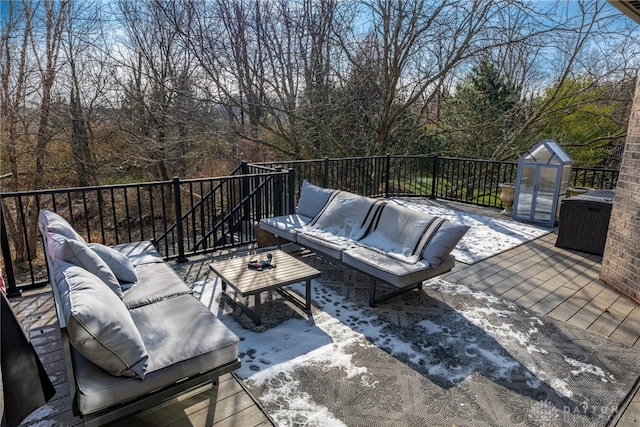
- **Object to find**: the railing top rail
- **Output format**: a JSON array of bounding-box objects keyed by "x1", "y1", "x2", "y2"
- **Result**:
[
  {"x1": 0, "y1": 171, "x2": 291, "y2": 198},
  {"x1": 252, "y1": 156, "x2": 390, "y2": 166},
  {"x1": 250, "y1": 154, "x2": 618, "y2": 171},
  {"x1": 437, "y1": 157, "x2": 518, "y2": 165},
  {"x1": 0, "y1": 179, "x2": 174, "y2": 197},
  {"x1": 251, "y1": 159, "x2": 325, "y2": 166},
  {"x1": 227, "y1": 162, "x2": 246, "y2": 175},
  {"x1": 571, "y1": 165, "x2": 620, "y2": 172},
  {"x1": 244, "y1": 164, "x2": 283, "y2": 172},
  {"x1": 176, "y1": 171, "x2": 288, "y2": 184}
]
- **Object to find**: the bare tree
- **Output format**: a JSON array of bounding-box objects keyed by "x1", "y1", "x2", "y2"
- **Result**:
[
  {"x1": 318, "y1": 1, "x2": 504, "y2": 155},
  {"x1": 1, "y1": 0, "x2": 33, "y2": 263},
  {"x1": 0, "y1": 0, "x2": 69, "y2": 262},
  {"x1": 60, "y1": 0, "x2": 104, "y2": 187},
  {"x1": 32, "y1": 0, "x2": 70, "y2": 190},
  {"x1": 183, "y1": 0, "x2": 344, "y2": 158},
  {"x1": 437, "y1": 0, "x2": 640, "y2": 161},
  {"x1": 1, "y1": 1, "x2": 30, "y2": 192},
  {"x1": 115, "y1": 0, "x2": 203, "y2": 181}
]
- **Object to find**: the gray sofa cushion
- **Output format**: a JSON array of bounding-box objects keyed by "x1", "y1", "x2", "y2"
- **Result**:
[
  {"x1": 72, "y1": 294, "x2": 239, "y2": 415},
  {"x1": 259, "y1": 214, "x2": 311, "y2": 242},
  {"x1": 47, "y1": 233, "x2": 123, "y2": 298},
  {"x1": 295, "y1": 232, "x2": 348, "y2": 260},
  {"x1": 88, "y1": 243, "x2": 138, "y2": 283},
  {"x1": 123, "y1": 262, "x2": 193, "y2": 309},
  {"x1": 296, "y1": 180, "x2": 336, "y2": 219},
  {"x1": 304, "y1": 192, "x2": 382, "y2": 241},
  {"x1": 342, "y1": 247, "x2": 456, "y2": 288},
  {"x1": 56, "y1": 262, "x2": 148, "y2": 379},
  {"x1": 357, "y1": 203, "x2": 445, "y2": 264},
  {"x1": 110, "y1": 241, "x2": 164, "y2": 266},
  {"x1": 421, "y1": 222, "x2": 470, "y2": 267},
  {"x1": 39, "y1": 210, "x2": 86, "y2": 243}
]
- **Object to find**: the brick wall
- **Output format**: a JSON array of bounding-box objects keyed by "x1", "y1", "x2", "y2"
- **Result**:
[{"x1": 600, "y1": 74, "x2": 640, "y2": 305}]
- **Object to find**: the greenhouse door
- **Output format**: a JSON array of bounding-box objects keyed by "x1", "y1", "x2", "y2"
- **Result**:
[{"x1": 513, "y1": 164, "x2": 559, "y2": 226}]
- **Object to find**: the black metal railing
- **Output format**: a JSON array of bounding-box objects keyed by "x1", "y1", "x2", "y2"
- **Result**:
[
  {"x1": 1, "y1": 169, "x2": 291, "y2": 296},
  {"x1": 255, "y1": 155, "x2": 618, "y2": 207},
  {"x1": 257, "y1": 156, "x2": 413, "y2": 198},
  {"x1": 1, "y1": 155, "x2": 618, "y2": 294},
  {"x1": 569, "y1": 167, "x2": 619, "y2": 189},
  {"x1": 432, "y1": 158, "x2": 519, "y2": 208}
]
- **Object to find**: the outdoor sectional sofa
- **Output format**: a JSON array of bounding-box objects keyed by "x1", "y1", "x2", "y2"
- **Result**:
[
  {"x1": 38, "y1": 210, "x2": 241, "y2": 426},
  {"x1": 260, "y1": 181, "x2": 469, "y2": 306}
]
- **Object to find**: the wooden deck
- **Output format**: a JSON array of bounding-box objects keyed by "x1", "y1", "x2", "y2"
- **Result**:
[
  {"x1": 8, "y1": 204, "x2": 640, "y2": 426},
  {"x1": 444, "y1": 232, "x2": 640, "y2": 426}
]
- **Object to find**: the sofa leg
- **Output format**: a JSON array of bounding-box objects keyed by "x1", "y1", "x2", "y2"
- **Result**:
[
  {"x1": 369, "y1": 280, "x2": 423, "y2": 307},
  {"x1": 369, "y1": 278, "x2": 377, "y2": 307}
]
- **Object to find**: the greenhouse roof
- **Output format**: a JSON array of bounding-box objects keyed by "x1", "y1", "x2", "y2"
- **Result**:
[{"x1": 521, "y1": 139, "x2": 572, "y2": 165}]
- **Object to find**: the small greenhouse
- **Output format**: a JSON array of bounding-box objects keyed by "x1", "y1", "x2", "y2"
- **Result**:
[{"x1": 512, "y1": 139, "x2": 572, "y2": 226}]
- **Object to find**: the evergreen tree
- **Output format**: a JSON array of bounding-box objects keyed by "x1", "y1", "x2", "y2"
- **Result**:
[{"x1": 441, "y1": 60, "x2": 526, "y2": 159}]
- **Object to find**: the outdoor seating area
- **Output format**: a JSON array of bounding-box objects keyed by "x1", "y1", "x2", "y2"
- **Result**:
[
  {"x1": 259, "y1": 181, "x2": 469, "y2": 306},
  {"x1": 2, "y1": 0, "x2": 640, "y2": 423},
  {"x1": 4, "y1": 0, "x2": 640, "y2": 423},
  {"x1": 36, "y1": 210, "x2": 242, "y2": 426},
  {"x1": 0, "y1": 154, "x2": 633, "y2": 427},
  {"x1": 6, "y1": 199, "x2": 640, "y2": 426}
]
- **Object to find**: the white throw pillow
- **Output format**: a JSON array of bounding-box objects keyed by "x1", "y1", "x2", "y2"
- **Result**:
[
  {"x1": 56, "y1": 261, "x2": 148, "y2": 379},
  {"x1": 47, "y1": 233, "x2": 123, "y2": 298},
  {"x1": 39, "y1": 209, "x2": 86, "y2": 243},
  {"x1": 422, "y1": 222, "x2": 470, "y2": 267},
  {"x1": 296, "y1": 180, "x2": 335, "y2": 219},
  {"x1": 88, "y1": 243, "x2": 138, "y2": 284}
]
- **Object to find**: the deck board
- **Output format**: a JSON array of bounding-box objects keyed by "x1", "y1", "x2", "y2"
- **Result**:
[
  {"x1": 609, "y1": 305, "x2": 640, "y2": 348},
  {"x1": 588, "y1": 296, "x2": 639, "y2": 338},
  {"x1": 8, "y1": 202, "x2": 639, "y2": 426}
]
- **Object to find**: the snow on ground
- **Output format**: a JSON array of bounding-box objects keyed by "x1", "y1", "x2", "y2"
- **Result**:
[
  {"x1": 191, "y1": 274, "x2": 613, "y2": 426},
  {"x1": 186, "y1": 205, "x2": 595, "y2": 425},
  {"x1": 388, "y1": 199, "x2": 551, "y2": 264}
]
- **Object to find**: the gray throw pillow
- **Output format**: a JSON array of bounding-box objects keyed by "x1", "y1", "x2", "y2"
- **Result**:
[
  {"x1": 38, "y1": 210, "x2": 86, "y2": 243},
  {"x1": 58, "y1": 262, "x2": 148, "y2": 379},
  {"x1": 296, "y1": 180, "x2": 335, "y2": 219},
  {"x1": 88, "y1": 243, "x2": 138, "y2": 283},
  {"x1": 422, "y1": 222, "x2": 470, "y2": 267},
  {"x1": 47, "y1": 233, "x2": 123, "y2": 299}
]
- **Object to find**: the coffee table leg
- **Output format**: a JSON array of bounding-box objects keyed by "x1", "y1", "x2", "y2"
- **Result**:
[
  {"x1": 305, "y1": 279, "x2": 311, "y2": 310},
  {"x1": 254, "y1": 294, "x2": 262, "y2": 326}
]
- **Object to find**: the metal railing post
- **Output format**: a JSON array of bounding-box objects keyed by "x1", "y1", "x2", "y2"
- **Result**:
[
  {"x1": 430, "y1": 155, "x2": 439, "y2": 200},
  {"x1": 172, "y1": 177, "x2": 188, "y2": 263},
  {"x1": 241, "y1": 161, "x2": 250, "y2": 221},
  {"x1": 288, "y1": 168, "x2": 296, "y2": 214},
  {"x1": 274, "y1": 168, "x2": 283, "y2": 216},
  {"x1": 240, "y1": 161, "x2": 252, "y2": 241},
  {"x1": 324, "y1": 157, "x2": 329, "y2": 188},
  {"x1": 0, "y1": 203, "x2": 20, "y2": 297},
  {"x1": 385, "y1": 154, "x2": 391, "y2": 198}
]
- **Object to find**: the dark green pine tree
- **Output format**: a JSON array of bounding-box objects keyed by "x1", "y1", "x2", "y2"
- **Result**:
[{"x1": 443, "y1": 59, "x2": 525, "y2": 159}]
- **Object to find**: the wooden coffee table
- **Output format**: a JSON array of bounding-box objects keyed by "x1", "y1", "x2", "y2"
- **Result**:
[{"x1": 209, "y1": 249, "x2": 321, "y2": 325}]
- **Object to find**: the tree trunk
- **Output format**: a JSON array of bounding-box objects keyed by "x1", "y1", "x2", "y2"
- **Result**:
[{"x1": 69, "y1": 71, "x2": 98, "y2": 187}]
